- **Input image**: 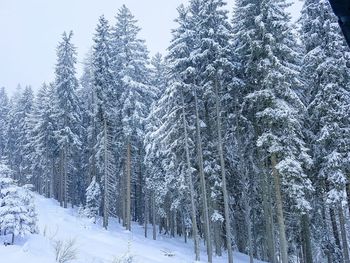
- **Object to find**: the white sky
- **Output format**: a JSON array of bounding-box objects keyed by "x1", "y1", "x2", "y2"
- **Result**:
[{"x1": 0, "y1": 0, "x2": 303, "y2": 93}]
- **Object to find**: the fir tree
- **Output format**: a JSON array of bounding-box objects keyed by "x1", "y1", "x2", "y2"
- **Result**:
[
  {"x1": 0, "y1": 87, "x2": 9, "y2": 157},
  {"x1": 234, "y1": 0, "x2": 313, "y2": 262},
  {"x1": 28, "y1": 83, "x2": 57, "y2": 197},
  {"x1": 85, "y1": 176, "x2": 101, "y2": 223},
  {"x1": 111, "y1": 5, "x2": 153, "y2": 231},
  {"x1": 54, "y1": 31, "x2": 82, "y2": 208},
  {"x1": 300, "y1": 0, "x2": 350, "y2": 261}
]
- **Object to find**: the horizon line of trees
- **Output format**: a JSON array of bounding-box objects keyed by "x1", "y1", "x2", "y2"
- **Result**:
[{"x1": 0, "y1": 1, "x2": 350, "y2": 263}]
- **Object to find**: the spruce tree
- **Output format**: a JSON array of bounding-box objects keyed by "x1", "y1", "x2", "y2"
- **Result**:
[
  {"x1": 111, "y1": 5, "x2": 153, "y2": 231},
  {"x1": 91, "y1": 15, "x2": 116, "y2": 229},
  {"x1": 85, "y1": 176, "x2": 101, "y2": 223},
  {"x1": 28, "y1": 83, "x2": 57, "y2": 197},
  {"x1": 0, "y1": 87, "x2": 9, "y2": 157},
  {"x1": 54, "y1": 31, "x2": 82, "y2": 208},
  {"x1": 233, "y1": 0, "x2": 313, "y2": 262},
  {"x1": 300, "y1": 0, "x2": 350, "y2": 261}
]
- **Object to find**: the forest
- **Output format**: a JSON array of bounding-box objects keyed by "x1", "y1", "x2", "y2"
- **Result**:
[{"x1": 0, "y1": 0, "x2": 350, "y2": 263}]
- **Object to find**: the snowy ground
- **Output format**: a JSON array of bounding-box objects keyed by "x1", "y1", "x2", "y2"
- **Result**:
[{"x1": 0, "y1": 193, "x2": 263, "y2": 263}]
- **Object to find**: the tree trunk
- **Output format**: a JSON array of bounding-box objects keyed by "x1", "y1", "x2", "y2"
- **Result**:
[
  {"x1": 301, "y1": 214, "x2": 313, "y2": 263},
  {"x1": 213, "y1": 214, "x2": 223, "y2": 257},
  {"x1": 152, "y1": 192, "x2": 157, "y2": 240},
  {"x1": 181, "y1": 90, "x2": 200, "y2": 261},
  {"x1": 329, "y1": 207, "x2": 341, "y2": 250},
  {"x1": 45, "y1": 146, "x2": 49, "y2": 197},
  {"x1": 63, "y1": 144, "x2": 68, "y2": 208},
  {"x1": 262, "y1": 169, "x2": 276, "y2": 263},
  {"x1": 122, "y1": 164, "x2": 126, "y2": 227},
  {"x1": 346, "y1": 182, "x2": 350, "y2": 218},
  {"x1": 194, "y1": 88, "x2": 213, "y2": 263},
  {"x1": 103, "y1": 119, "x2": 109, "y2": 229},
  {"x1": 271, "y1": 153, "x2": 288, "y2": 263},
  {"x1": 59, "y1": 150, "x2": 64, "y2": 207},
  {"x1": 183, "y1": 215, "x2": 188, "y2": 244},
  {"x1": 50, "y1": 157, "x2": 55, "y2": 199},
  {"x1": 338, "y1": 204, "x2": 350, "y2": 263},
  {"x1": 144, "y1": 189, "x2": 148, "y2": 238},
  {"x1": 242, "y1": 169, "x2": 254, "y2": 263},
  {"x1": 171, "y1": 210, "x2": 175, "y2": 238},
  {"x1": 126, "y1": 138, "x2": 131, "y2": 231},
  {"x1": 214, "y1": 77, "x2": 233, "y2": 263}
]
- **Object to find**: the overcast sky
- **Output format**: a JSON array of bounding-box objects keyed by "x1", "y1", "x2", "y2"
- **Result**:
[{"x1": 0, "y1": 0, "x2": 303, "y2": 94}]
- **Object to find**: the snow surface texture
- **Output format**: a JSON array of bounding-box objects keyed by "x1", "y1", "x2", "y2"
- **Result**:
[{"x1": 0, "y1": 193, "x2": 264, "y2": 263}]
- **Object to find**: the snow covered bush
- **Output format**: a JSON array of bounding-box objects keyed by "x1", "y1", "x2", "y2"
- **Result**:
[
  {"x1": 84, "y1": 176, "x2": 101, "y2": 223},
  {"x1": 0, "y1": 161, "x2": 38, "y2": 244},
  {"x1": 112, "y1": 240, "x2": 135, "y2": 263},
  {"x1": 112, "y1": 253, "x2": 135, "y2": 263},
  {"x1": 54, "y1": 238, "x2": 78, "y2": 263}
]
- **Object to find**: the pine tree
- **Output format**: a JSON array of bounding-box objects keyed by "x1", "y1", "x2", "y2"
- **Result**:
[
  {"x1": 27, "y1": 83, "x2": 58, "y2": 197},
  {"x1": 0, "y1": 87, "x2": 9, "y2": 157},
  {"x1": 189, "y1": 0, "x2": 240, "y2": 260},
  {"x1": 4, "y1": 86, "x2": 34, "y2": 185},
  {"x1": 233, "y1": 0, "x2": 313, "y2": 262},
  {"x1": 111, "y1": 5, "x2": 153, "y2": 231},
  {"x1": 79, "y1": 51, "x2": 96, "y2": 206},
  {"x1": 54, "y1": 31, "x2": 82, "y2": 208},
  {"x1": 300, "y1": 0, "x2": 350, "y2": 261},
  {"x1": 150, "y1": 53, "x2": 167, "y2": 97},
  {"x1": 166, "y1": 2, "x2": 213, "y2": 261},
  {"x1": 91, "y1": 15, "x2": 116, "y2": 229}
]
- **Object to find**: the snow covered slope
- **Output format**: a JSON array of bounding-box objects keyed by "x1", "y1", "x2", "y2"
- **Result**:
[{"x1": 0, "y1": 194, "x2": 263, "y2": 263}]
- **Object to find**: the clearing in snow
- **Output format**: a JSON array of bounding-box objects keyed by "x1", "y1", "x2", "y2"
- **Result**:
[{"x1": 0, "y1": 193, "x2": 264, "y2": 263}]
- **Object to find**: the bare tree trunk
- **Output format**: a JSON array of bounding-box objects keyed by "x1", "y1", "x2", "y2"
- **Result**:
[
  {"x1": 271, "y1": 153, "x2": 288, "y2": 263},
  {"x1": 183, "y1": 215, "x2": 188, "y2": 244},
  {"x1": 338, "y1": 204, "x2": 350, "y2": 263},
  {"x1": 181, "y1": 90, "x2": 200, "y2": 261},
  {"x1": 194, "y1": 88, "x2": 213, "y2": 263},
  {"x1": 102, "y1": 119, "x2": 109, "y2": 229},
  {"x1": 320, "y1": 199, "x2": 333, "y2": 263},
  {"x1": 126, "y1": 138, "x2": 131, "y2": 231},
  {"x1": 330, "y1": 207, "x2": 341, "y2": 250},
  {"x1": 301, "y1": 214, "x2": 313, "y2": 263},
  {"x1": 214, "y1": 77, "x2": 233, "y2": 263},
  {"x1": 59, "y1": 150, "x2": 64, "y2": 207},
  {"x1": 262, "y1": 164, "x2": 277, "y2": 263},
  {"x1": 213, "y1": 205, "x2": 223, "y2": 257},
  {"x1": 242, "y1": 169, "x2": 253, "y2": 263},
  {"x1": 171, "y1": 210, "x2": 175, "y2": 238},
  {"x1": 45, "y1": 146, "x2": 49, "y2": 197},
  {"x1": 63, "y1": 145, "x2": 68, "y2": 208},
  {"x1": 144, "y1": 189, "x2": 149, "y2": 238},
  {"x1": 138, "y1": 145, "x2": 144, "y2": 224},
  {"x1": 122, "y1": 164, "x2": 126, "y2": 227},
  {"x1": 50, "y1": 157, "x2": 55, "y2": 199},
  {"x1": 262, "y1": 168, "x2": 276, "y2": 263},
  {"x1": 346, "y1": 182, "x2": 350, "y2": 218},
  {"x1": 152, "y1": 192, "x2": 157, "y2": 240}
]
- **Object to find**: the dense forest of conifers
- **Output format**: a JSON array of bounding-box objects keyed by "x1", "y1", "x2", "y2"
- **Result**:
[{"x1": 0, "y1": 0, "x2": 350, "y2": 262}]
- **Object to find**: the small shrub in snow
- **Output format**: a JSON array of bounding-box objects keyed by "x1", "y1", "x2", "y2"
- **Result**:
[
  {"x1": 84, "y1": 176, "x2": 101, "y2": 223},
  {"x1": 112, "y1": 253, "x2": 135, "y2": 263},
  {"x1": 46, "y1": 225, "x2": 59, "y2": 241},
  {"x1": 53, "y1": 238, "x2": 78, "y2": 263},
  {"x1": 0, "y1": 162, "x2": 38, "y2": 244},
  {"x1": 112, "y1": 240, "x2": 135, "y2": 263}
]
